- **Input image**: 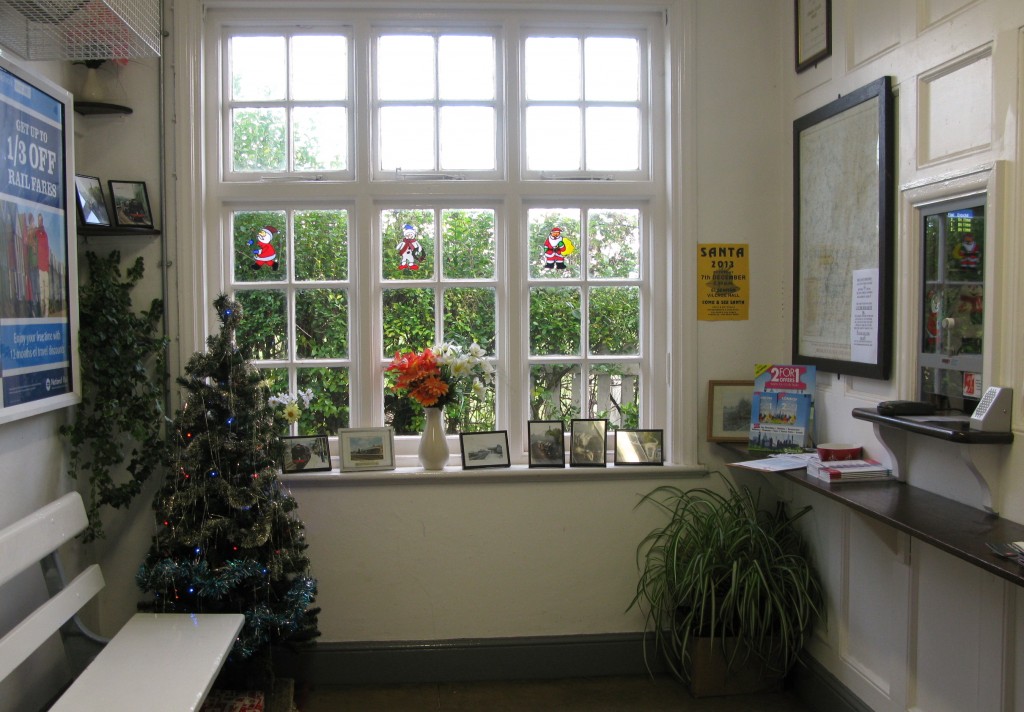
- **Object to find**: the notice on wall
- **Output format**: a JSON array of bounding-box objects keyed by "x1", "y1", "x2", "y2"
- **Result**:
[
  {"x1": 849, "y1": 268, "x2": 878, "y2": 363},
  {"x1": 697, "y1": 243, "x2": 749, "y2": 321}
]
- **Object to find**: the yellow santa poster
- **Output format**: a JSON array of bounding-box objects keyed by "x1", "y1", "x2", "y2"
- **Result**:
[{"x1": 697, "y1": 244, "x2": 749, "y2": 321}]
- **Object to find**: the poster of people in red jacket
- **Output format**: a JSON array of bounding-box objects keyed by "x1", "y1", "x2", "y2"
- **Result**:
[{"x1": 0, "y1": 57, "x2": 77, "y2": 421}]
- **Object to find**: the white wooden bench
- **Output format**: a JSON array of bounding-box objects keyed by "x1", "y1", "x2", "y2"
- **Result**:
[{"x1": 0, "y1": 492, "x2": 244, "y2": 711}]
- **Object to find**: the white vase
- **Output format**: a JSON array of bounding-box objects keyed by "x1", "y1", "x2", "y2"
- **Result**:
[
  {"x1": 418, "y1": 407, "x2": 450, "y2": 470},
  {"x1": 80, "y1": 67, "x2": 106, "y2": 102}
]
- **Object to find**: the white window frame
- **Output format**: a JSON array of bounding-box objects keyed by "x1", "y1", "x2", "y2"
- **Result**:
[{"x1": 169, "y1": 1, "x2": 698, "y2": 469}]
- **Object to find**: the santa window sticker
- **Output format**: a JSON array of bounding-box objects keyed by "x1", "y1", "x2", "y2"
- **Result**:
[
  {"x1": 541, "y1": 226, "x2": 575, "y2": 270},
  {"x1": 248, "y1": 225, "x2": 280, "y2": 271}
]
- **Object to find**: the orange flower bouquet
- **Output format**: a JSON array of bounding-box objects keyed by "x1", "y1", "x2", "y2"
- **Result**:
[{"x1": 386, "y1": 342, "x2": 494, "y2": 409}]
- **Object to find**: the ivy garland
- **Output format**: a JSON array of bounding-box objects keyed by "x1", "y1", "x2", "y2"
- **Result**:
[{"x1": 60, "y1": 251, "x2": 171, "y2": 541}]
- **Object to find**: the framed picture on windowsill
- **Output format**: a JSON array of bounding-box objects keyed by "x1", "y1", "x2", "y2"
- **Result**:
[
  {"x1": 281, "y1": 434, "x2": 331, "y2": 473},
  {"x1": 528, "y1": 420, "x2": 565, "y2": 468},
  {"x1": 614, "y1": 429, "x2": 664, "y2": 465},
  {"x1": 570, "y1": 419, "x2": 607, "y2": 467},
  {"x1": 338, "y1": 427, "x2": 395, "y2": 471},
  {"x1": 460, "y1": 431, "x2": 510, "y2": 469}
]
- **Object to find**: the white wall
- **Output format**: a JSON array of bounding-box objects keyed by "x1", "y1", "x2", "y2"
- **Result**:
[
  {"x1": 7, "y1": 2, "x2": 1024, "y2": 711},
  {"x1": 0, "y1": 53, "x2": 163, "y2": 711},
  {"x1": 729, "y1": 2, "x2": 1024, "y2": 711}
]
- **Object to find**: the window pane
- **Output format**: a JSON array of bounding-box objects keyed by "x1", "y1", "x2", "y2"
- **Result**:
[
  {"x1": 588, "y1": 365, "x2": 640, "y2": 427},
  {"x1": 380, "y1": 106, "x2": 435, "y2": 171},
  {"x1": 296, "y1": 289, "x2": 348, "y2": 359},
  {"x1": 293, "y1": 107, "x2": 348, "y2": 171},
  {"x1": 585, "y1": 107, "x2": 639, "y2": 171},
  {"x1": 443, "y1": 287, "x2": 496, "y2": 354},
  {"x1": 233, "y1": 212, "x2": 286, "y2": 282},
  {"x1": 589, "y1": 286, "x2": 639, "y2": 355},
  {"x1": 298, "y1": 366, "x2": 349, "y2": 433},
  {"x1": 525, "y1": 37, "x2": 580, "y2": 100},
  {"x1": 231, "y1": 36, "x2": 286, "y2": 100},
  {"x1": 438, "y1": 35, "x2": 495, "y2": 100},
  {"x1": 528, "y1": 209, "x2": 581, "y2": 279},
  {"x1": 294, "y1": 209, "x2": 348, "y2": 281},
  {"x1": 584, "y1": 37, "x2": 639, "y2": 101},
  {"x1": 530, "y1": 286, "x2": 581, "y2": 356},
  {"x1": 232, "y1": 108, "x2": 287, "y2": 172},
  {"x1": 382, "y1": 288, "x2": 436, "y2": 356},
  {"x1": 235, "y1": 290, "x2": 287, "y2": 360},
  {"x1": 451, "y1": 389, "x2": 496, "y2": 434},
  {"x1": 382, "y1": 210, "x2": 434, "y2": 279},
  {"x1": 378, "y1": 35, "x2": 435, "y2": 100},
  {"x1": 292, "y1": 35, "x2": 347, "y2": 100},
  {"x1": 442, "y1": 209, "x2": 495, "y2": 279},
  {"x1": 530, "y1": 364, "x2": 582, "y2": 423},
  {"x1": 439, "y1": 107, "x2": 495, "y2": 170},
  {"x1": 588, "y1": 209, "x2": 640, "y2": 279},
  {"x1": 525, "y1": 106, "x2": 581, "y2": 171}
]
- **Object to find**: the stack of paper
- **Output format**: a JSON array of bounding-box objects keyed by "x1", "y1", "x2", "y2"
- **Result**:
[{"x1": 807, "y1": 457, "x2": 892, "y2": 482}]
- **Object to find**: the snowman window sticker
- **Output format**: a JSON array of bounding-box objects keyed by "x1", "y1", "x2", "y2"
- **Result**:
[
  {"x1": 397, "y1": 223, "x2": 425, "y2": 270},
  {"x1": 541, "y1": 226, "x2": 575, "y2": 270},
  {"x1": 248, "y1": 225, "x2": 280, "y2": 271}
]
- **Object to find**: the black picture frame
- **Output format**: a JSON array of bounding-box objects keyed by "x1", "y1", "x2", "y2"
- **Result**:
[
  {"x1": 614, "y1": 429, "x2": 664, "y2": 465},
  {"x1": 459, "y1": 431, "x2": 510, "y2": 469},
  {"x1": 527, "y1": 420, "x2": 565, "y2": 468},
  {"x1": 281, "y1": 434, "x2": 331, "y2": 473},
  {"x1": 74, "y1": 174, "x2": 111, "y2": 226},
  {"x1": 570, "y1": 419, "x2": 607, "y2": 467},
  {"x1": 795, "y1": 0, "x2": 832, "y2": 72},
  {"x1": 793, "y1": 76, "x2": 894, "y2": 380},
  {"x1": 108, "y1": 179, "x2": 154, "y2": 228}
]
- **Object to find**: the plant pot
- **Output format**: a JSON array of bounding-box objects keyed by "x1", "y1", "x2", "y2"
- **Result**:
[{"x1": 686, "y1": 637, "x2": 784, "y2": 698}]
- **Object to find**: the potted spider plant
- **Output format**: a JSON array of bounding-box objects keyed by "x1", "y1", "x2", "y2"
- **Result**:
[{"x1": 630, "y1": 473, "x2": 824, "y2": 696}]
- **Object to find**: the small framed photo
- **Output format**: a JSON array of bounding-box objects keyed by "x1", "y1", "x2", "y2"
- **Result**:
[
  {"x1": 108, "y1": 179, "x2": 154, "y2": 228},
  {"x1": 460, "y1": 431, "x2": 510, "y2": 469},
  {"x1": 614, "y1": 429, "x2": 664, "y2": 466},
  {"x1": 528, "y1": 420, "x2": 565, "y2": 468},
  {"x1": 795, "y1": 0, "x2": 832, "y2": 73},
  {"x1": 570, "y1": 419, "x2": 607, "y2": 467},
  {"x1": 338, "y1": 427, "x2": 395, "y2": 471},
  {"x1": 281, "y1": 434, "x2": 331, "y2": 473},
  {"x1": 74, "y1": 174, "x2": 110, "y2": 226},
  {"x1": 707, "y1": 380, "x2": 754, "y2": 442}
]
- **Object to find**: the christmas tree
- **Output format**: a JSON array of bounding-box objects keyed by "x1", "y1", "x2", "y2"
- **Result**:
[{"x1": 137, "y1": 294, "x2": 319, "y2": 682}]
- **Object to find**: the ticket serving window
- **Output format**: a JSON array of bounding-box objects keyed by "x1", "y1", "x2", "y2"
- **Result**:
[{"x1": 919, "y1": 197, "x2": 985, "y2": 413}]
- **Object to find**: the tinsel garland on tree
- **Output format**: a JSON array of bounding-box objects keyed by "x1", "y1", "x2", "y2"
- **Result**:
[{"x1": 136, "y1": 295, "x2": 319, "y2": 667}]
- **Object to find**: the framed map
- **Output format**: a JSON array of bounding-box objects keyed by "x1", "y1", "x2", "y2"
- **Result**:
[{"x1": 792, "y1": 76, "x2": 894, "y2": 380}]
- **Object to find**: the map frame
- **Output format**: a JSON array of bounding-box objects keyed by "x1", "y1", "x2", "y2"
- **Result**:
[{"x1": 792, "y1": 76, "x2": 895, "y2": 380}]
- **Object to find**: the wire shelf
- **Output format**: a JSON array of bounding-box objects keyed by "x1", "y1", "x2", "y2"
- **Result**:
[{"x1": 0, "y1": 0, "x2": 160, "y2": 60}]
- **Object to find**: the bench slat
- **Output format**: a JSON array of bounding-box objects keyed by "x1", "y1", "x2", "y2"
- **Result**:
[
  {"x1": 0, "y1": 564, "x2": 104, "y2": 681},
  {"x1": 48, "y1": 613, "x2": 245, "y2": 712},
  {"x1": 0, "y1": 492, "x2": 88, "y2": 588}
]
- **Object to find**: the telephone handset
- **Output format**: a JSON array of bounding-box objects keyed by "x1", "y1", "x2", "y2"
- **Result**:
[{"x1": 970, "y1": 386, "x2": 1013, "y2": 432}]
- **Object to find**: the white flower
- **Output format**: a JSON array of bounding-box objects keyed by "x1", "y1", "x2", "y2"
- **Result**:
[{"x1": 269, "y1": 390, "x2": 315, "y2": 422}]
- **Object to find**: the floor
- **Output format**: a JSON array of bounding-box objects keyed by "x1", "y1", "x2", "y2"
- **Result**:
[{"x1": 295, "y1": 675, "x2": 814, "y2": 711}]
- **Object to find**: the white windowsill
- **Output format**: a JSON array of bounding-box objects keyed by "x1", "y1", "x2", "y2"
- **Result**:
[{"x1": 280, "y1": 463, "x2": 706, "y2": 486}]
